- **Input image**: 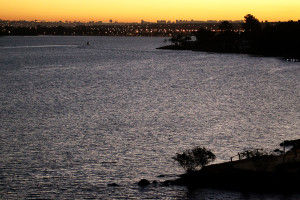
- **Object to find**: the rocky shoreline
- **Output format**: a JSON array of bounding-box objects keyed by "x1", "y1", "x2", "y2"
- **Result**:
[
  {"x1": 134, "y1": 139, "x2": 300, "y2": 193},
  {"x1": 164, "y1": 156, "x2": 300, "y2": 192}
]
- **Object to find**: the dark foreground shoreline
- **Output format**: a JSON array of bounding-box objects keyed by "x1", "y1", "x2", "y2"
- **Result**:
[
  {"x1": 157, "y1": 44, "x2": 300, "y2": 61},
  {"x1": 133, "y1": 140, "x2": 300, "y2": 194},
  {"x1": 164, "y1": 160, "x2": 300, "y2": 193},
  {"x1": 160, "y1": 140, "x2": 300, "y2": 193},
  {"x1": 135, "y1": 139, "x2": 298, "y2": 194}
]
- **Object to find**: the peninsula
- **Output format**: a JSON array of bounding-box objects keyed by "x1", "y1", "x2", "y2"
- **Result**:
[
  {"x1": 163, "y1": 139, "x2": 300, "y2": 193},
  {"x1": 158, "y1": 14, "x2": 300, "y2": 60}
]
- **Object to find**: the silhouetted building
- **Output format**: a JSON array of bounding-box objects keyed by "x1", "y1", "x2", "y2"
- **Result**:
[
  {"x1": 141, "y1": 20, "x2": 151, "y2": 25},
  {"x1": 157, "y1": 20, "x2": 167, "y2": 24}
]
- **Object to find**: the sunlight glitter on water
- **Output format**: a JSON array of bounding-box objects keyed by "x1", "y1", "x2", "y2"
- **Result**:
[{"x1": 0, "y1": 36, "x2": 299, "y2": 199}]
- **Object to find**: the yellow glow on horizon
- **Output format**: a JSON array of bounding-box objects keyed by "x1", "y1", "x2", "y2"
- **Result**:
[{"x1": 1, "y1": 0, "x2": 300, "y2": 22}]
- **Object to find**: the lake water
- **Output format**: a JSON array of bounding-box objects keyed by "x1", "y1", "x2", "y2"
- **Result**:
[{"x1": 0, "y1": 36, "x2": 299, "y2": 199}]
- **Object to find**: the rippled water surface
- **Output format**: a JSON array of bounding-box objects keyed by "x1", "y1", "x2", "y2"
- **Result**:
[{"x1": 0, "y1": 36, "x2": 299, "y2": 199}]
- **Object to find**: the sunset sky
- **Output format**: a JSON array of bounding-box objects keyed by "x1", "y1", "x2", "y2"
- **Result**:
[{"x1": 1, "y1": 0, "x2": 300, "y2": 22}]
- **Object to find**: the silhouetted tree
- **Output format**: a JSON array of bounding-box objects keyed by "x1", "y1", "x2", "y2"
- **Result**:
[
  {"x1": 170, "y1": 34, "x2": 192, "y2": 46},
  {"x1": 169, "y1": 34, "x2": 184, "y2": 45},
  {"x1": 195, "y1": 28, "x2": 215, "y2": 42},
  {"x1": 240, "y1": 149, "x2": 268, "y2": 159},
  {"x1": 173, "y1": 146, "x2": 216, "y2": 172},
  {"x1": 219, "y1": 21, "x2": 233, "y2": 32},
  {"x1": 243, "y1": 14, "x2": 261, "y2": 33}
]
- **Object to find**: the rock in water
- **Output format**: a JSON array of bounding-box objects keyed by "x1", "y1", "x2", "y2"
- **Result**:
[
  {"x1": 107, "y1": 183, "x2": 119, "y2": 187},
  {"x1": 138, "y1": 179, "x2": 150, "y2": 186}
]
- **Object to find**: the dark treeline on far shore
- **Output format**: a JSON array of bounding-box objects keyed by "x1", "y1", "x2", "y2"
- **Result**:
[
  {"x1": 159, "y1": 14, "x2": 300, "y2": 59},
  {"x1": 0, "y1": 20, "x2": 271, "y2": 37},
  {"x1": 0, "y1": 22, "x2": 243, "y2": 37},
  {"x1": 1, "y1": 15, "x2": 299, "y2": 59}
]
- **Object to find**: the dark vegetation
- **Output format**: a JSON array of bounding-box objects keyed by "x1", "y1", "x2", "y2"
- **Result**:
[
  {"x1": 172, "y1": 146, "x2": 216, "y2": 172},
  {"x1": 159, "y1": 14, "x2": 300, "y2": 59},
  {"x1": 137, "y1": 139, "x2": 300, "y2": 193},
  {"x1": 163, "y1": 139, "x2": 300, "y2": 192}
]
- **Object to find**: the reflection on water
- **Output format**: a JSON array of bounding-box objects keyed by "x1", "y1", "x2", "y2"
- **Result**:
[{"x1": 0, "y1": 36, "x2": 299, "y2": 199}]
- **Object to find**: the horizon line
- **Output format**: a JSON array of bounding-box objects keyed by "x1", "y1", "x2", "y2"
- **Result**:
[{"x1": 1, "y1": 18, "x2": 299, "y2": 24}]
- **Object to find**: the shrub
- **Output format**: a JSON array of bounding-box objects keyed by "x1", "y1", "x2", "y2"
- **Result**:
[
  {"x1": 172, "y1": 146, "x2": 216, "y2": 172},
  {"x1": 240, "y1": 149, "x2": 268, "y2": 159}
]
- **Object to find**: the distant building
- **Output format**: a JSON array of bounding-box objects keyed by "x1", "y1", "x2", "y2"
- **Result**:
[
  {"x1": 233, "y1": 20, "x2": 244, "y2": 23},
  {"x1": 95, "y1": 21, "x2": 103, "y2": 25},
  {"x1": 141, "y1": 20, "x2": 151, "y2": 25},
  {"x1": 175, "y1": 19, "x2": 205, "y2": 24},
  {"x1": 176, "y1": 20, "x2": 188, "y2": 24},
  {"x1": 219, "y1": 20, "x2": 232, "y2": 23},
  {"x1": 190, "y1": 19, "x2": 205, "y2": 24},
  {"x1": 157, "y1": 20, "x2": 167, "y2": 24}
]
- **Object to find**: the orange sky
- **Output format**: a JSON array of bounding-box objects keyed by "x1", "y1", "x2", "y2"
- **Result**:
[{"x1": 1, "y1": 0, "x2": 300, "y2": 22}]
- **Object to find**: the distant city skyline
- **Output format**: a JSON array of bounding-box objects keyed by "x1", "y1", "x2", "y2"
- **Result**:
[
  {"x1": 0, "y1": 19, "x2": 247, "y2": 24},
  {"x1": 1, "y1": 0, "x2": 300, "y2": 23},
  {"x1": 0, "y1": 19, "x2": 248, "y2": 37}
]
